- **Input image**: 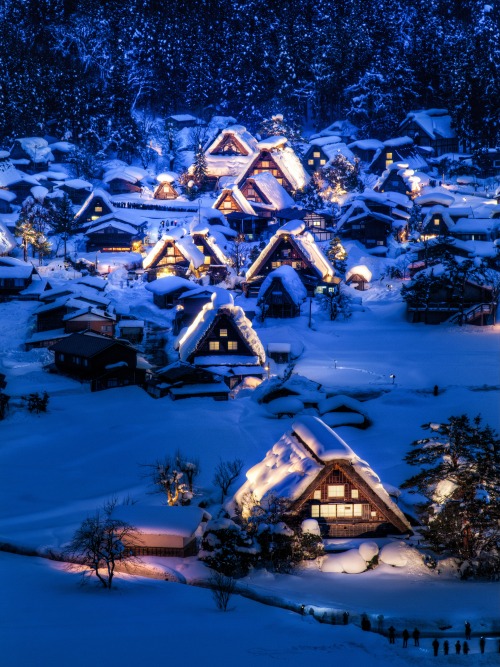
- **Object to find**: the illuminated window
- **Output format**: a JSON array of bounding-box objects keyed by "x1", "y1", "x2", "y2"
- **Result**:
[
  {"x1": 167, "y1": 246, "x2": 175, "y2": 255},
  {"x1": 311, "y1": 505, "x2": 320, "y2": 517},
  {"x1": 220, "y1": 329, "x2": 228, "y2": 337},
  {"x1": 313, "y1": 151, "x2": 320, "y2": 158},
  {"x1": 292, "y1": 261, "x2": 301, "y2": 269},
  {"x1": 328, "y1": 485, "x2": 344, "y2": 497},
  {"x1": 313, "y1": 490, "x2": 321, "y2": 500},
  {"x1": 386, "y1": 153, "x2": 393, "y2": 159},
  {"x1": 223, "y1": 200, "x2": 233, "y2": 209},
  {"x1": 272, "y1": 261, "x2": 281, "y2": 269},
  {"x1": 228, "y1": 341, "x2": 238, "y2": 350},
  {"x1": 351, "y1": 489, "x2": 359, "y2": 499},
  {"x1": 163, "y1": 184, "x2": 170, "y2": 192},
  {"x1": 261, "y1": 161, "x2": 270, "y2": 168},
  {"x1": 204, "y1": 256, "x2": 211, "y2": 264},
  {"x1": 434, "y1": 218, "x2": 440, "y2": 226},
  {"x1": 371, "y1": 511, "x2": 377, "y2": 517},
  {"x1": 353, "y1": 505, "x2": 363, "y2": 517},
  {"x1": 308, "y1": 159, "x2": 314, "y2": 165},
  {"x1": 197, "y1": 245, "x2": 204, "y2": 252},
  {"x1": 209, "y1": 341, "x2": 220, "y2": 351},
  {"x1": 95, "y1": 206, "x2": 103, "y2": 213},
  {"x1": 320, "y1": 159, "x2": 326, "y2": 165},
  {"x1": 385, "y1": 160, "x2": 393, "y2": 168}
]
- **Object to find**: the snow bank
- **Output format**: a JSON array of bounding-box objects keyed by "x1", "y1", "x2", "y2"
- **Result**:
[
  {"x1": 379, "y1": 541, "x2": 411, "y2": 567},
  {"x1": 267, "y1": 397, "x2": 305, "y2": 416},
  {"x1": 322, "y1": 550, "x2": 367, "y2": 574},
  {"x1": 359, "y1": 541, "x2": 379, "y2": 562}
]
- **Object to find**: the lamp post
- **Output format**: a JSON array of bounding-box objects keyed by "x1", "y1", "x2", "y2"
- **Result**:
[{"x1": 390, "y1": 373, "x2": 396, "y2": 385}]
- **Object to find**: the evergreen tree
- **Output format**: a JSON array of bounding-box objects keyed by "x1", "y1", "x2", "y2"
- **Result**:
[
  {"x1": 15, "y1": 197, "x2": 53, "y2": 263},
  {"x1": 51, "y1": 193, "x2": 78, "y2": 258},
  {"x1": 192, "y1": 141, "x2": 208, "y2": 190},
  {"x1": 402, "y1": 415, "x2": 500, "y2": 578}
]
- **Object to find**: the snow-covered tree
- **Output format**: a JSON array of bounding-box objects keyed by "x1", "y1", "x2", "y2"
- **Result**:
[
  {"x1": 15, "y1": 196, "x2": 54, "y2": 263},
  {"x1": 51, "y1": 193, "x2": 78, "y2": 258},
  {"x1": 146, "y1": 456, "x2": 188, "y2": 506},
  {"x1": 402, "y1": 415, "x2": 500, "y2": 578}
]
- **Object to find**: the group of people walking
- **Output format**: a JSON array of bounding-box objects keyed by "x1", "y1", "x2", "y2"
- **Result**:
[{"x1": 386, "y1": 621, "x2": 489, "y2": 655}]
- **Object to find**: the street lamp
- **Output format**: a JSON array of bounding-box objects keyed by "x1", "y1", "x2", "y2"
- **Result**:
[{"x1": 390, "y1": 374, "x2": 396, "y2": 385}]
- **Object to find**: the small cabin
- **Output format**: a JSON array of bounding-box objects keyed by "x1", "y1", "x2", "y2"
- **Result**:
[
  {"x1": 50, "y1": 331, "x2": 143, "y2": 389},
  {"x1": 146, "y1": 361, "x2": 230, "y2": 400},
  {"x1": 74, "y1": 189, "x2": 114, "y2": 225},
  {"x1": 399, "y1": 109, "x2": 459, "y2": 157},
  {"x1": 145, "y1": 275, "x2": 199, "y2": 308},
  {"x1": 85, "y1": 218, "x2": 144, "y2": 253},
  {"x1": 0, "y1": 257, "x2": 36, "y2": 296},
  {"x1": 154, "y1": 173, "x2": 179, "y2": 200},
  {"x1": 421, "y1": 206, "x2": 455, "y2": 239},
  {"x1": 345, "y1": 265, "x2": 372, "y2": 291},
  {"x1": 119, "y1": 505, "x2": 211, "y2": 557},
  {"x1": 238, "y1": 145, "x2": 308, "y2": 194},
  {"x1": 56, "y1": 179, "x2": 93, "y2": 204},
  {"x1": 63, "y1": 307, "x2": 116, "y2": 336}
]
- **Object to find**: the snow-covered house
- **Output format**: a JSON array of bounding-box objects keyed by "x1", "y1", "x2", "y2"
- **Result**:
[
  {"x1": 244, "y1": 220, "x2": 338, "y2": 296},
  {"x1": 0, "y1": 257, "x2": 37, "y2": 296},
  {"x1": 143, "y1": 225, "x2": 230, "y2": 282},
  {"x1": 313, "y1": 119, "x2": 358, "y2": 144},
  {"x1": 235, "y1": 416, "x2": 411, "y2": 538},
  {"x1": 421, "y1": 205, "x2": 457, "y2": 239},
  {"x1": 49, "y1": 331, "x2": 144, "y2": 389},
  {"x1": 345, "y1": 265, "x2": 372, "y2": 291},
  {"x1": 203, "y1": 125, "x2": 260, "y2": 187},
  {"x1": 145, "y1": 275, "x2": 199, "y2": 308},
  {"x1": 399, "y1": 109, "x2": 459, "y2": 157},
  {"x1": 119, "y1": 505, "x2": 211, "y2": 557},
  {"x1": 177, "y1": 291, "x2": 266, "y2": 388},
  {"x1": 237, "y1": 136, "x2": 309, "y2": 194},
  {"x1": 10, "y1": 137, "x2": 54, "y2": 170},
  {"x1": 34, "y1": 293, "x2": 111, "y2": 333},
  {"x1": 103, "y1": 165, "x2": 150, "y2": 195},
  {"x1": 84, "y1": 212, "x2": 147, "y2": 252},
  {"x1": 0, "y1": 167, "x2": 41, "y2": 203},
  {"x1": 374, "y1": 163, "x2": 424, "y2": 197},
  {"x1": 451, "y1": 218, "x2": 499, "y2": 243},
  {"x1": 0, "y1": 189, "x2": 16, "y2": 214},
  {"x1": 276, "y1": 208, "x2": 335, "y2": 242},
  {"x1": 348, "y1": 139, "x2": 385, "y2": 166},
  {"x1": 48, "y1": 141, "x2": 75, "y2": 163},
  {"x1": 55, "y1": 178, "x2": 93, "y2": 204},
  {"x1": 166, "y1": 114, "x2": 203, "y2": 130},
  {"x1": 146, "y1": 361, "x2": 230, "y2": 401},
  {"x1": 369, "y1": 137, "x2": 430, "y2": 174},
  {"x1": 257, "y1": 265, "x2": 307, "y2": 319},
  {"x1": 63, "y1": 306, "x2": 116, "y2": 336},
  {"x1": 303, "y1": 137, "x2": 356, "y2": 175},
  {"x1": 153, "y1": 172, "x2": 179, "y2": 200},
  {"x1": 74, "y1": 188, "x2": 114, "y2": 224}
]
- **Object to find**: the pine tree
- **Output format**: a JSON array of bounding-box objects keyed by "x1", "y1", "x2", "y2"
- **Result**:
[
  {"x1": 192, "y1": 141, "x2": 208, "y2": 190},
  {"x1": 402, "y1": 415, "x2": 500, "y2": 578},
  {"x1": 15, "y1": 197, "x2": 54, "y2": 263},
  {"x1": 51, "y1": 193, "x2": 78, "y2": 258}
]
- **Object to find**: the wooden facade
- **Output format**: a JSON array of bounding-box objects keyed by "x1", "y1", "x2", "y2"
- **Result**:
[
  {"x1": 291, "y1": 460, "x2": 409, "y2": 538},
  {"x1": 106, "y1": 178, "x2": 142, "y2": 195},
  {"x1": 340, "y1": 215, "x2": 391, "y2": 249},
  {"x1": 63, "y1": 311, "x2": 115, "y2": 336},
  {"x1": 375, "y1": 171, "x2": 410, "y2": 196},
  {"x1": 85, "y1": 224, "x2": 142, "y2": 252},
  {"x1": 303, "y1": 145, "x2": 329, "y2": 174},
  {"x1": 407, "y1": 281, "x2": 496, "y2": 325},
  {"x1": 76, "y1": 194, "x2": 113, "y2": 225},
  {"x1": 185, "y1": 312, "x2": 254, "y2": 363},
  {"x1": 210, "y1": 133, "x2": 249, "y2": 156},
  {"x1": 240, "y1": 150, "x2": 293, "y2": 192},
  {"x1": 145, "y1": 241, "x2": 189, "y2": 280},
  {"x1": 258, "y1": 276, "x2": 302, "y2": 319},
  {"x1": 154, "y1": 181, "x2": 179, "y2": 200}
]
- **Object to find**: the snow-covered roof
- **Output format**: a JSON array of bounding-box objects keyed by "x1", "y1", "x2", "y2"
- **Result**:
[
  {"x1": 235, "y1": 416, "x2": 409, "y2": 529},
  {"x1": 415, "y1": 192, "x2": 455, "y2": 207},
  {"x1": 31, "y1": 185, "x2": 49, "y2": 201},
  {"x1": 48, "y1": 141, "x2": 75, "y2": 154},
  {"x1": 155, "y1": 171, "x2": 178, "y2": 184},
  {"x1": 0, "y1": 222, "x2": 16, "y2": 254},
  {"x1": 0, "y1": 256, "x2": 34, "y2": 279},
  {"x1": 257, "y1": 136, "x2": 288, "y2": 151},
  {"x1": 345, "y1": 265, "x2": 372, "y2": 283},
  {"x1": 257, "y1": 265, "x2": 308, "y2": 306},
  {"x1": 246, "y1": 220, "x2": 335, "y2": 283},
  {"x1": 103, "y1": 165, "x2": 149, "y2": 184},
  {"x1": 308, "y1": 136, "x2": 342, "y2": 148},
  {"x1": 0, "y1": 167, "x2": 40, "y2": 189},
  {"x1": 453, "y1": 218, "x2": 496, "y2": 234},
  {"x1": 214, "y1": 186, "x2": 256, "y2": 216},
  {"x1": 264, "y1": 146, "x2": 309, "y2": 191},
  {"x1": 115, "y1": 505, "x2": 209, "y2": 537},
  {"x1": 206, "y1": 125, "x2": 259, "y2": 156},
  {"x1": 178, "y1": 291, "x2": 266, "y2": 365},
  {"x1": 0, "y1": 190, "x2": 16, "y2": 203},
  {"x1": 348, "y1": 139, "x2": 384, "y2": 153},
  {"x1": 422, "y1": 205, "x2": 456, "y2": 230},
  {"x1": 383, "y1": 136, "x2": 413, "y2": 148},
  {"x1": 250, "y1": 172, "x2": 295, "y2": 210},
  {"x1": 13, "y1": 137, "x2": 54, "y2": 163},
  {"x1": 59, "y1": 178, "x2": 92, "y2": 190},
  {"x1": 85, "y1": 220, "x2": 139, "y2": 236},
  {"x1": 401, "y1": 109, "x2": 457, "y2": 140},
  {"x1": 145, "y1": 275, "x2": 198, "y2": 295},
  {"x1": 74, "y1": 188, "x2": 114, "y2": 220}
]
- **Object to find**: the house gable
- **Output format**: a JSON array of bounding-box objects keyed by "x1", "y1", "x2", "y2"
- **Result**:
[
  {"x1": 215, "y1": 190, "x2": 245, "y2": 214},
  {"x1": 75, "y1": 193, "x2": 113, "y2": 224},
  {"x1": 146, "y1": 240, "x2": 188, "y2": 269},
  {"x1": 304, "y1": 145, "x2": 329, "y2": 173},
  {"x1": 239, "y1": 150, "x2": 292, "y2": 192},
  {"x1": 240, "y1": 179, "x2": 271, "y2": 205},
  {"x1": 186, "y1": 311, "x2": 254, "y2": 362},
  {"x1": 154, "y1": 181, "x2": 179, "y2": 200},
  {"x1": 210, "y1": 133, "x2": 250, "y2": 156}
]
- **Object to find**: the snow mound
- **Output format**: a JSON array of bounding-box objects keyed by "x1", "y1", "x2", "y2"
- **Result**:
[
  {"x1": 301, "y1": 519, "x2": 321, "y2": 536},
  {"x1": 322, "y1": 550, "x2": 367, "y2": 574},
  {"x1": 379, "y1": 542, "x2": 411, "y2": 567},
  {"x1": 359, "y1": 541, "x2": 379, "y2": 562}
]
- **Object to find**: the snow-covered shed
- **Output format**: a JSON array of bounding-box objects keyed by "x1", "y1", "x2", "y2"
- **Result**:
[
  {"x1": 257, "y1": 265, "x2": 308, "y2": 319},
  {"x1": 119, "y1": 505, "x2": 211, "y2": 557},
  {"x1": 74, "y1": 188, "x2": 114, "y2": 224},
  {"x1": 0, "y1": 221, "x2": 16, "y2": 253},
  {"x1": 146, "y1": 361, "x2": 230, "y2": 401},
  {"x1": 103, "y1": 165, "x2": 150, "y2": 195},
  {"x1": 177, "y1": 291, "x2": 266, "y2": 388},
  {"x1": 145, "y1": 275, "x2": 199, "y2": 308},
  {"x1": 153, "y1": 172, "x2": 179, "y2": 200},
  {"x1": 345, "y1": 265, "x2": 372, "y2": 291},
  {"x1": 235, "y1": 416, "x2": 411, "y2": 538},
  {"x1": 0, "y1": 257, "x2": 37, "y2": 296},
  {"x1": 84, "y1": 212, "x2": 147, "y2": 252},
  {"x1": 244, "y1": 220, "x2": 338, "y2": 296},
  {"x1": 10, "y1": 137, "x2": 54, "y2": 168},
  {"x1": 55, "y1": 178, "x2": 93, "y2": 204}
]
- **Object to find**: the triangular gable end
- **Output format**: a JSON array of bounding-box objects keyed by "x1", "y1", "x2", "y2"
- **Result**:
[
  {"x1": 75, "y1": 193, "x2": 114, "y2": 223},
  {"x1": 248, "y1": 234, "x2": 321, "y2": 280},
  {"x1": 145, "y1": 239, "x2": 188, "y2": 269},
  {"x1": 215, "y1": 191, "x2": 245, "y2": 214},
  {"x1": 240, "y1": 178, "x2": 272, "y2": 205},
  {"x1": 186, "y1": 310, "x2": 255, "y2": 362},
  {"x1": 154, "y1": 181, "x2": 179, "y2": 200},
  {"x1": 210, "y1": 133, "x2": 250, "y2": 156},
  {"x1": 239, "y1": 150, "x2": 293, "y2": 192}
]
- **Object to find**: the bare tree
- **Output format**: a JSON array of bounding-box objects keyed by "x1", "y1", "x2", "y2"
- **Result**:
[
  {"x1": 209, "y1": 571, "x2": 236, "y2": 611},
  {"x1": 65, "y1": 500, "x2": 139, "y2": 589},
  {"x1": 213, "y1": 458, "x2": 244, "y2": 503},
  {"x1": 146, "y1": 456, "x2": 187, "y2": 505}
]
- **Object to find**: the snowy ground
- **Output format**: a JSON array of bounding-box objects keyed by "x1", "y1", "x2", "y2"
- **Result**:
[{"x1": 0, "y1": 276, "x2": 499, "y2": 664}]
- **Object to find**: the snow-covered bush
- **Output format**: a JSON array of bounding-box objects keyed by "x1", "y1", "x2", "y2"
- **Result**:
[
  {"x1": 359, "y1": 541, "x2": 379, "y2": 562},
  {"x1": 379, "y1": 541, "x2": 410, "y2": 567},
  {"x1": 199, "y1": 518, "x2": 256, "y2": 578},
  {"x1": 321, "y1": 550, "x2": 367, "y2": 574}
]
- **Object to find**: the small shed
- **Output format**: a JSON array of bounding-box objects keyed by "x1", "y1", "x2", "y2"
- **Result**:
[
  {"x1": 117, "y1": 505, "x2": 211, "y2": 557},
  {"x1": 145, "y1": 275, "x2": 199, "y2": 309},
  {"x1": 345, "y1": 265, "x2": 372, "y2": 291},
  {"x1": 267, "y1": 343, "x2": 291, "y2": 364}
]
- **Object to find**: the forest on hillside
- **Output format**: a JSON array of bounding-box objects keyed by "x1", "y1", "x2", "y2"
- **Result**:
[{"x1": 0, "y1": 0, "x2": 498, "y2": 149}]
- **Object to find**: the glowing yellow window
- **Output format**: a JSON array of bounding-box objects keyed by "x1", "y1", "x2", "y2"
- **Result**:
[
  {"x1": 308, "y1": 159, "x2": 314, "y2": 165},
  {"x1": 209, "y1": 341, "x2": 220, "y2": 351},
  {"x1": 434, "y1": 218, "x2": 440, "y2": 226},
  {"x1": 351, "y1": 489, "x2": 359, "y2": 499},
  {"x1": 228, "y1": 341, "x2": 238, "y2": 350},
  {"x1": 320, "y1": 159, "x2": 326, "y2": 165},
  {"x1": 313, "y1": 151, "x2": 320, "y2": 158},
  {"x1": 328, "y1": 485, "x2": 344, "y2": 497},
  {"x1": 95, "y1": 206, "x2": 103, "y2": 213},
  {"x1": 313, "y1": 490, "x2": 321, "y2": 500},
  {"x1": 220, "y1": 329, "x2": 227, "y2": 337},
  {"x1": 386, "y1": 153, "x2": 393, "y2": 159}
]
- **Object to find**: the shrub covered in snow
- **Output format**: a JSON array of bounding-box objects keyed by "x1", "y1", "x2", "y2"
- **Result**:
[
  {"x1": 321, "y1": 550, "x2": 367, "y2": 574},
  {"x1": 379, "y1": 541, "x2": 410, "y2": 567},
  {"x1": 199, "y1": 518, "x2": 256, "y2": 578},
  {"x1": 359, "y1": 541, "x2": 379, "y2": 562}
]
